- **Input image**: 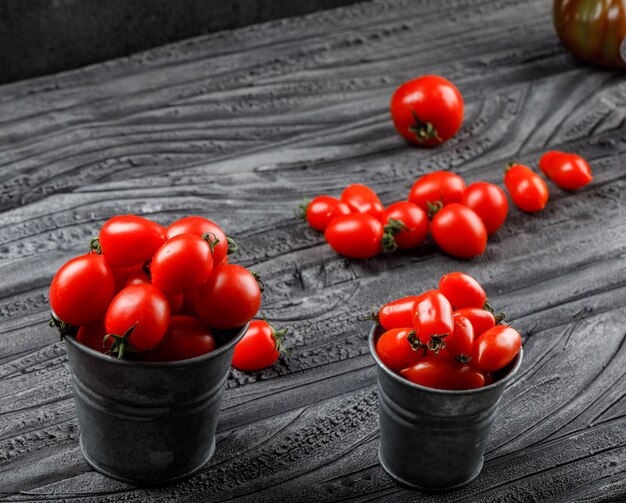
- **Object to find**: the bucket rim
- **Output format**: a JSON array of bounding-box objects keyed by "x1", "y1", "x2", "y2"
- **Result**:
[
  {"x1": 64, "y1": 322, "x2": 249, "y2": 368},
  {"x1": 368, "y1": 322, "x2": 523, "y2": 395}
]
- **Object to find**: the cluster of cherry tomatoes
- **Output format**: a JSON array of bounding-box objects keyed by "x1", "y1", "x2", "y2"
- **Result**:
[
  {"x1": 374, "y1": 272, "x2": 522, "y2": 390},
  {"x1": 49, "y1": 215, "x2": 263, "y2": 361}
]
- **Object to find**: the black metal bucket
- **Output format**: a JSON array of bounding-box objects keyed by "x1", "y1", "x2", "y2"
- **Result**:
[
  {"x1": 64, "y1": 325, "x2": 247, "y2": 485},
  {"x1": 368, "y1": 323, "x2": 523, "y2": 491}
]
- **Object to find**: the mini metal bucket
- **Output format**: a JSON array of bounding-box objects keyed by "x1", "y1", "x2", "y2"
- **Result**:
[
  {"x1": 368, "y1": 323, "x2": 523, "y2": 491},
  {"x1": 63, "y1": 325, "x2": 248, "y2": 485}
]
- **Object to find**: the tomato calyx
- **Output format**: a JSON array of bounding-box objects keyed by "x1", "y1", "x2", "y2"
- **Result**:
[
  {"x1": 104, "y1": 322, "x2": 139, "y2": 360},
  {"x1": 363, "y1": 306, "x2": 380, "y2": 323},
  {"x1": 226, "y1": 236, "x2": 239, "y2": 255},
  {"x1": 201, "y1": 232, "x2": 221, "y2": 255},
  {"x1": 427, "y1": 333, "x2": 448, "y2": 354},
  {"x1": 504, "y1": 161, "x2": 517, "y2": 173},
  {"x1": 295, "y1": 197, "x2": 311, "y2": 221},
  {"x1": 49, "y1": 312, "x2": 77, "y2": 340},
  {"x1": 455, "y1": 354, "x2": 472, "y2": 364},
  {"x1": 408, "y1": 111, "x2": 442, "y2": 144},
  {"x1": 261, "y1": 314, "x2": 288, "y2": 352},
  {"x1": 88, "y1": 237, "x2": 102, "y2": 255},
  {"x1": 251, "y1": 271, "x2": 266, "y2": 293},
  {"x1": 494, "y1": 312, "x2": 506, "y2": 324},
  {"x1": 426, "y1": 200, "x2": 443, "y2": 219},
  {"x1": 381, "y1": 219, "x2": 408, "y2": 253},
  {"x1": 406, "y1": 330, "x2": 425, "y2": 351}
]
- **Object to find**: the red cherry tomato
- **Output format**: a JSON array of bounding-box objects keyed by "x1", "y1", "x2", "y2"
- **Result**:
[
  {"x1": 375, "y1": 295, "x2": 422, "y2": 330},
  {"x1": 324, "y1": 213, "x2": 383, "y2": 258},
  {"x1": 439, "y1": 313, "x2": 474, "y2": 362},
  {"x1": 538, "y1": 151, "x2": 593, "y2": 191},
  {"x1": 390, "y1": 75, "x2": 464, "y2": 147},
  {"x1": 140, "y1": 316, "x2": 215, "y2": 362},
  {"x1": 232, "y1": 319, "x2": 286, "y2": 371},
  {"x1": 124, "y1": 267, "x2": 183, "y2": 315},
  {"x1": 504, "y1": 164, "x2": 549, "y2": 213},
  {"x1": 438, "y1": 271, "x2": 486, "y2": 309},
  {"x1": 461, "y1": 182, "x2": 508, "y2": 235},
  {"x1": 454, "y1": 307, "x2": 496, "y2": 337},
  {"x1": 304, "y1": 196, "x2": 352, "y2": 232},
  {"x1": 382, "y1": 202, "x2": 429, "y2": 249},
  {"x1": 194, "y1": 264, "x2": 261, "y2": 329},
  {"x1": 472, "y1": 325, "x2": 522, "y2": 373},
  {"x1": 431, "y1": 203, "x2": 487, "y2": 259},
  {"x1": 105, "y1": 284, "x2": 170, "y2": 355},
  {"x1": 98, "y1": 215, "x2": 166, "y2": 267},
  {"x1": 150, "y1": 234, "x2": 214, "y2": 294},
  {"x1": 166, "y1": 216, "x2": 233, "y2": 265},
  {"x1": 49, "y1": 254, "x2": 115, "y2": 327},
  {"x1": 340, "y1": 184, "x2": 384, "y2": 221},
  {"x1": 408, "y1": 171, "x2": 466, "y2": 212},
  {"x1": 76, "y1": 322, "x2": 111, "y2": 353},
  {"x1": 400, "y1": 356, "x2": 485, "y2": 390},
  {"x1": 412, "y1": 290, "x2": 454, "y2": 348},
  {"x1": 375, "y1": 327, "x2": 423, "y2": 372},
  {"x1": 179, "y1": 290, "x2": 198, "y2": 316}
]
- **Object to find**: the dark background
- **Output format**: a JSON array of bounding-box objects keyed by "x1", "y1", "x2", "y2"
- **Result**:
[{"x1": 0, "y1": 0, "x2": 361, "y2": 84}]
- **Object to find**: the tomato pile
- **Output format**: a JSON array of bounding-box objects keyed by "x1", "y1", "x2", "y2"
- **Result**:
[
  {"x1": 49, "y1": 215, "x2": 263, "y2": 361},
  {"x1": 373, "y1": 272, "x2": 521, "y2": 390}
]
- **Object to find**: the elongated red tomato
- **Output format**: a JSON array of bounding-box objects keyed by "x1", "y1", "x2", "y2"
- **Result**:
[
  {"x1": 408, "y1": 171, "x2": 466, "y2": 212},
  {"x1": 412, "y1": 290, "x2": 454, "y2": 347},
  {"x1": 461, "y1": 182, "x2": 508, "y2": 234},
  {"x1": 304, "y1": 196, "x2": 352, "y2": 232},
  {"x1": 401, "y1": 356, "x2": 485, "y2": 390},
  {"x1": 194, "y1": 264, "x2": 261, "y2": 329},
  {"x1": 472, "y1": 325, "x2": 521, "y2": 373},
  {"x1": 454, "y1": 307, "x2": 495, "y2": 337},
  {"x1": 375, "y1": 295, "x2": 423, "y2": 330},
  {"x1": 375, "y1": 327, "x2": 423, "y2": 372},
  {"x1": 98, "y1": 215, "x2": 166, "y2": 267},
  {"x1": 166, "y1": 216, "x2": 233, "y2": 265},
  {"x1": 439, "y1": 313, "x2": 474, "y2": 362},
  {"x1": 76, "y1": 322, "x2": 111, "y2": 353},
  {"x1": 49, "y1": 254, "x2": 115, "y2": 327},
  {"x1": 504, "y1": 164, "x2": 549, "y2": 213},
  {"x1": 151, "y1": 234, "x2": 214, "y2": 294},
  {"x1": 232, "y1": 319, "x2": 286, "y2": 371},
  {"x1": 390, "y1": 75, "x2": 464, "y2": 147},
  {"x1": 324, "y1": 213, "x2": 383, "y2": 258},
  {"x1": 341, "y1": 184, "x2": 384, "y2": 221},
  {"x1": 439, "y1": 272, "x2": 486, "y2": 309},
  {"x1": 431, "y1": 203, "x2": 487, "y2": 259},
  {"x1": 140, "y1": 316, "x2": 216, "y2": 362},
  {"x1": 538, "y1": 151, "x2": 593, "y2": 190},
  {"x1": 382, "y1": 201, "x2": 429, "y2": 249},
  {"x1": 105, "y1": 284, "x2": 170, "y2": 355}
]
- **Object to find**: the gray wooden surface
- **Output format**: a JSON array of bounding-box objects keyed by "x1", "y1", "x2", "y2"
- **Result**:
[{"x1": 1, "y1": 0, "x2": 625, "y2": 501}]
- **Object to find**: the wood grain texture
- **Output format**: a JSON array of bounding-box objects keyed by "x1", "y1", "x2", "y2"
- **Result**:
[{"x1": 1, "y1": 0, "x2": 625, "y2": 500}]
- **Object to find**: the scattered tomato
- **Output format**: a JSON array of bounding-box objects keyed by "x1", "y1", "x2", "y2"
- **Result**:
[
  {"x1": 461, "y1": 182, "x2": 508, "y2": 234},
  {"x1": 325, "y1": 213, "x2": 384, "y2": 258},
  {"x1": 408, "y1": 171, "x2": 466, "y2": 212},
  {"x1": 382, "y1": 201, "x2": 429, "y2": 249},
  {"x1": 341, "y1": 184, "x2": 384, "y2": 221},
  {"x1": 504, "y1": 164, "x2": 549, "y2": 213},
  {"x1": 431, "y1": 203, "x2": 487, "y2": 259},
  {"x1": 472, "y1": 325, "x2": 522, "y2": 373},
  {"x1": 375, "y1": 327, "x2": 423, "y2": 372},
  {"x1": 538, "y1": 151, "x2": 593, "y2": 190},
  {"x1": 390, "y1": 75, "x2": 464, "y2": 146},
  {"x1": 232, "y1": 319, "x2": 286, "y2": 371},
  {"x1": 439, "y1": 272, "x2": 486, "y2": 309},
  {"x1": 303, "y1": 196, "x2": 352, "y2": 232}
]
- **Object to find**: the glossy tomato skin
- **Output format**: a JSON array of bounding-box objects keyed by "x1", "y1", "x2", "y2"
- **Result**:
[
  {"x1": 232, "y1": 320, "x2": 280, "y2": 371},
  {"x1": 324, "y1": 213, "x2": 383, "y2": 259},
  {"x1": 504, "y1": 164, "x2": 549, "y2": 213},
  {"x1": 76, "y1": 322, "x2": 111, "y2": 353},
  {"x1": 151, "y1": 234, "x2": 214, "y2": 294},
  {"x1": 375, "y1": 327, "x2": 423, "y2": 372},
  {"x1": 412, "y1": 290, "x2": 454, "y2": 346},
  {"x1": 383, "y1": 201, "x2": 429, "y2": 249},
  {"x1": 408, "y1": 171, "x2": 466, "y2": 212},
  {"x1": 166, "y1": 216, "x2": 229, "y2": 265},
  {"x1": 49, "y1": 254, "x2": 115, "y2": 327},
  {"x1": 194, "y1": 264, "x2": 261, "y2": 329},
  {"x1": 305, "y1": 196, "x2": 352, "y2": 232},
  {"x1": 400, "y1": 356, "x2": 485, "y2": 390},
  {"x1": 461, "y1": 182, "x2": 508, "y2": 234},
  {"x1": 539, "y1": 151, "x2": 593, "y2": 190},
  {"x1": 105, "y1": 284, "x2": 170, "y2": 351},
  {"x1": 472, "y1": 325, "x2": 522, "y2": 373},
  {"x1": 431, "y1": 203, "x2": 487, "y2": 259},
  {"x1": 439, "y1": 272, "x2": 486, "y2": 309},
  {"x1": 439, "y1": 313, "x2": 474, "y2": 361},
  {"x1": 340, "y1": 184, "x2": 384, "y2": 221},
  {"x1": 454, "y1": 307, "x2": 495, "y2": 338},
  {"x1": 99, "y1": 215, "x2": 166, "y2": 267},
  {"x1": 377, "y1": 295, "x2": 422, "y2": 330},
  {"x1": 140, "y1": 316, "x2": 215, "y2": 362},
  {"x1": 390, "y1": 75, "x2": 464, "y2": 146},
  {"x1": 125, "y1": 267, "x2": 183, "y2": 315}
]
